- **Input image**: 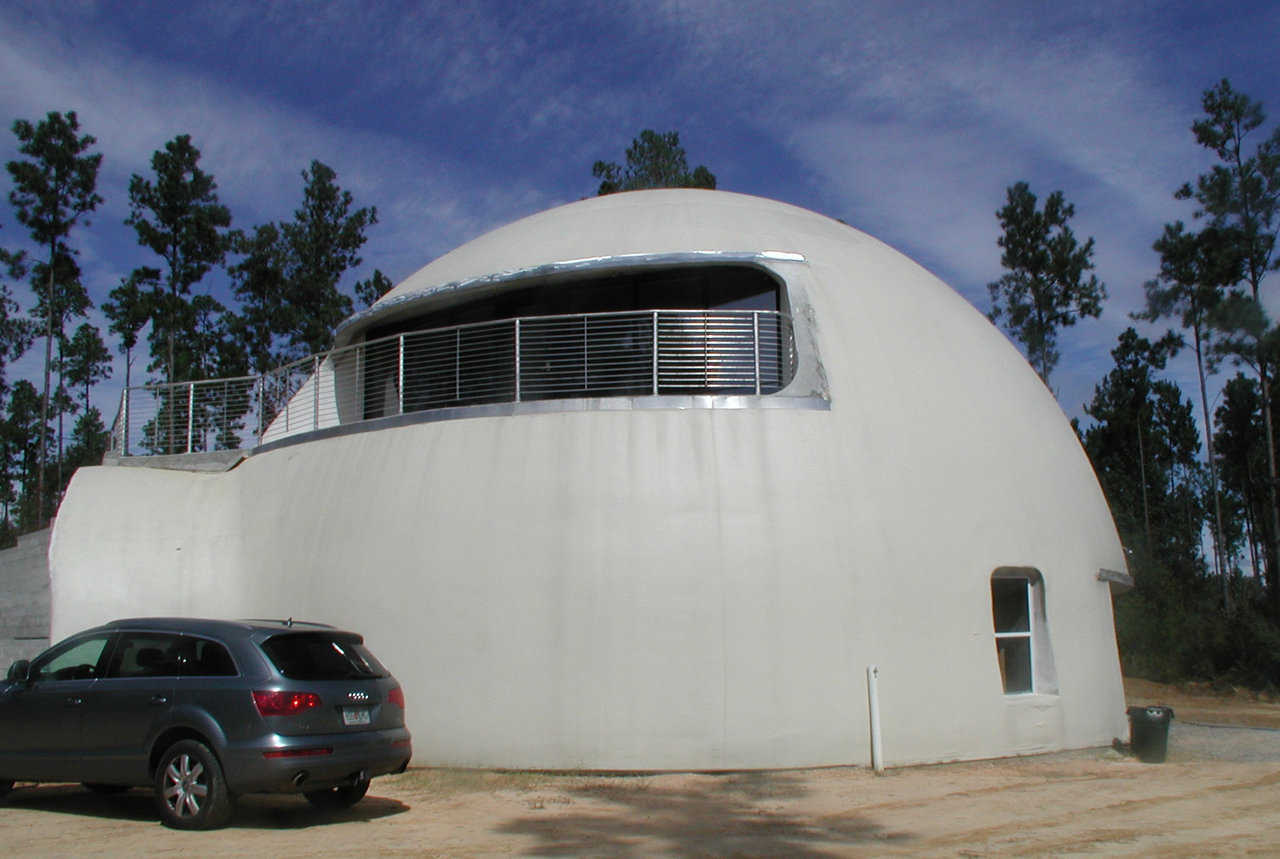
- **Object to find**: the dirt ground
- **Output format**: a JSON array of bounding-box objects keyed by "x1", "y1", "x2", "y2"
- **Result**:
[{"x1": 2, "y1": 679, "x2": 1277, "y2": 856}]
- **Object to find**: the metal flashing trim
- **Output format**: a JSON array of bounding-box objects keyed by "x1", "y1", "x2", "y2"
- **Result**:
[
  {"x1": 1097, "y1": 568, "x2": 1134, "y2": 590},
  {"x1": 252, "y1": 393, "x2": 831, "y2": 457},
  {"x1": 333, "y1": 250, "x2": 809, "y2": 346}
]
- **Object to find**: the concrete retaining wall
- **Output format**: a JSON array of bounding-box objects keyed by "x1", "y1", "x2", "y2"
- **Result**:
[{"x1": 0, "y1": 528, "x2": 50, "y2": 668}]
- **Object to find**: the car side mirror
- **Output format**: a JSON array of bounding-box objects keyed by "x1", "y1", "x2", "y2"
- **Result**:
[{"x1": 6, "y1": 659, "x2": 30, "y2": 684}]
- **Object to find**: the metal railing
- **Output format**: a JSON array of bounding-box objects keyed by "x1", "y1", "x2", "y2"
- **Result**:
[{"x1": 109, "y1": 309, "x2": 796, "y2": 456}]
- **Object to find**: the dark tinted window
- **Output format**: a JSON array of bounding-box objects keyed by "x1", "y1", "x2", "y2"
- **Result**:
[
  {"x1": 992, "y1": 578, "x2": 1029, "y2": 632},
  {"x1": 107, "y1": 632, "x2": 185, "y2": 678},
  {"x1": 261, "y1": 633, "x2": 387, "y2": 680},
  {"x1": 367, "y1": 265, "x2": 782, "y2": 339},
  {"x1": 183, "y1": 637, "x2": 238, "y2": 677},
  {"x1": 996, "y1": 636, "x2": 1033, "y2": 693}
]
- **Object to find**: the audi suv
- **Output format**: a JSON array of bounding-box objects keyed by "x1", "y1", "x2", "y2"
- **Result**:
[{"x1": 0, "y1": 617, "x2": 412, "y2": 829}]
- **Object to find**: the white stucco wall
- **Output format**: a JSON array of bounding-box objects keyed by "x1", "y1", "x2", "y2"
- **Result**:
[{"x1": 51, "y1": 190, "x2": 1129, "y2": 769}]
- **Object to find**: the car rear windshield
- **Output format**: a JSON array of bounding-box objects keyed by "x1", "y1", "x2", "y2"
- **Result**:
[{"x1": 260, "y1": 633, "x2": 388, "y2": 681}]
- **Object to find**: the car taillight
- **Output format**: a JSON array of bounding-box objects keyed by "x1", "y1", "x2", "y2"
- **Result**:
[
  {"x1": 387, "y1": 686, "x2": 405, "y2": 709},
  {"x1": 253, "y1": 690, "x2": 321, "y2": 716}
]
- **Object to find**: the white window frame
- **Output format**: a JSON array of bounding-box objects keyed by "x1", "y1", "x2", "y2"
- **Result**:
[{"x1": 992, "y1": 575, "x2": 1035, "y2": 694}]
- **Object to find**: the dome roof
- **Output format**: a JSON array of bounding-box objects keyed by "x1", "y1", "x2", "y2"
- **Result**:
[{"x1": 337, "y1": 190, "x2": 880, "y2": 346}]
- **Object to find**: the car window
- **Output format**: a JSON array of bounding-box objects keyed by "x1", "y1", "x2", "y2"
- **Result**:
[
  {"x1": 31, "y1": 634, "x2": 113, "y2": 682},
  {"x1": 261, "y1": 633, "x2": 388, "y2": 680},
  {"x1": 106, "y1": 632, "x2": 185, "y2": 678},
  {"x1": 182, "y1": 636, "x2": 238, "y2": 677}
]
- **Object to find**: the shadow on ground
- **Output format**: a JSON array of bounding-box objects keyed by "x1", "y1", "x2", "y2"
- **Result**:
[
  {"x1": 2, "y1": 783, "x2": 409, "y2": 829},
  {"x1": 496, "y1": 771, "x2": 911, "y2": 856}
]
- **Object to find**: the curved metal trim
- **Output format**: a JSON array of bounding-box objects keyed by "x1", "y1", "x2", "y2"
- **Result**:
[
  {"x1": 252, "y1": 393, "x2": 831, "y2": 457},
  {"x1": 333, "y1": 250, "x2": 809, "y2": 347}
]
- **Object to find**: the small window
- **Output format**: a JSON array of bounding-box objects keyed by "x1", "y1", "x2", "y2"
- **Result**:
[
  {"x1": 991, "y1": 568, "x2": 1058, "y2": 695},
  {"x1": 992, "y1": 578, "x2": 1033, "y2": 693}
]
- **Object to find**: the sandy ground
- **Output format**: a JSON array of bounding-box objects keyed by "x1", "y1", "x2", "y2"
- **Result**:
[{"x1": 1, "y1": 680, "x2": 1277, "y2": 856}]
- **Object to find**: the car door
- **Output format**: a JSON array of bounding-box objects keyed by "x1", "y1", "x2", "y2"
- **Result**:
[
  {"x1": 0, "y1": 632, "x2": 115, "y2": 782},
  {"x1": 77, "y1": 630, "x2": 182, "y2": 785},
  {"x1": 169, "y1": 633, "x2": 243, "y2": 740}
]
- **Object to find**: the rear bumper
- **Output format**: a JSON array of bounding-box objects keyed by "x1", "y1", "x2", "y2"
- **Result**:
[{"x1": 222, "y1": 727, "x2": 412, "y2": 794}]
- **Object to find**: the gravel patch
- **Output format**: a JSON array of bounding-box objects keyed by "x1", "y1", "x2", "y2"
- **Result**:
[{"x1": 1165, "y1": 719, "x2": 1280, "y2": 763}]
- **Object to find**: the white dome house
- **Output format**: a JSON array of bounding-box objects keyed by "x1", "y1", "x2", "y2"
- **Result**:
[{"x1": 53, "y1": 190, "x2": 1130, "y2": 769}]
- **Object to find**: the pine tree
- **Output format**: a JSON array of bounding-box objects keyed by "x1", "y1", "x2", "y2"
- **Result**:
[
  {"x1": 987, "y1": 182, "x2": 1106, "y2": 389},
  {"x1": 6, "y1": 110, "x2": 101, "y2": 527}
]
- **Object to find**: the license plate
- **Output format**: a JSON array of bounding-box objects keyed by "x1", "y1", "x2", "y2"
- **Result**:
[{"x1": 342, "y1": 707, "x2": 371, "y2": 726}]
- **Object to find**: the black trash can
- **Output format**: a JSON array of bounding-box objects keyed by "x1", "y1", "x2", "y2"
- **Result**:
[{"x1": 1126, "y1": 705, "x2": 1174, "y2": 763}]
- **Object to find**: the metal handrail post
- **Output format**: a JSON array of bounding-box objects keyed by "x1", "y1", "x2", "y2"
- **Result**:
[
  {"x1": 652, "y1": 310, "x2": 659, "y2": 395},
  {"x1": 312, "y1": 356, "x2": 321, "y2": 430},
  {"x1": 121, "y1": 388, "x2": 130, "y2": 457},
  {"x1": 514, "y1": 319, "x2": 522, "y2": 402},
  {"x1": 753, "y1": 311, "x2": 762, "y2": 396},
  {"x1": 255, "y1": 375, "x2": 265, "y2": 445},
  {"x1": 397, "y1": 335, "x2": 405, "y2": 414},
  {"x1": 354, "y1": 343, "x2": 364, "y2": 424},
  {"x1": 186, "y1": 382, "x2": 195, "y2": 454}
]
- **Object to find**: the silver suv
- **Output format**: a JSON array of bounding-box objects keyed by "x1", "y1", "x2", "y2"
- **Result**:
[{"x1": 0, "y1": 617, "x2": 412, "y2": 829}]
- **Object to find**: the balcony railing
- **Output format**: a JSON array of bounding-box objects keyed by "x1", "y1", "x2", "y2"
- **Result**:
[{"x1": 109, "y1": 309, "x2": 796, "y2": 457}]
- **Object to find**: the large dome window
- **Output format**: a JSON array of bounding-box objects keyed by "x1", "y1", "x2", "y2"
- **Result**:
[
  {"x1": 357, "y1": 264, "x2": 795, "y2": 419},
  {"x1": 109, "y1": 260, "x2": 812, "y2": 456}
]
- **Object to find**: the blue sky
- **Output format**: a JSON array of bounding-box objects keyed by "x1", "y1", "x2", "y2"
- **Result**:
[{"x1": 2, "y1": 0, "x2": 1279, "y2": 426}]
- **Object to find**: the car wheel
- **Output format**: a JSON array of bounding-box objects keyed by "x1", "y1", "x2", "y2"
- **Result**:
[
  {"x1": 83, "y1": 782, "x2": 131, "y2": 795},
  {"x1": 303, "y1": 778, "x2": 370, "y2": 810},
  {"x1": 153, "y1": 740, "x2": 234, "y2": 829},
  {"x1": 0, "y1": 780, "x2": 13, "y2": 799}
]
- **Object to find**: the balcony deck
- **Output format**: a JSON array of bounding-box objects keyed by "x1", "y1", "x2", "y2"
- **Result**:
[{"x1": 109, "y1": 308, "x2": 799, "y2": 458}]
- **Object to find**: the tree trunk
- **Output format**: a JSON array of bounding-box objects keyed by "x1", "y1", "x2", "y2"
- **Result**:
[
  {"x1": 37, "y1": 241, "x2": 54, "y2": 530},
  {"x1": 1193, "y1": 327, "x2": 1228, "y2": 603},
  {"x1": 1138, "y1": 417, "x2": 1151, "y2": 551},
  {"x1": 1259, "y1": 358, "x2": 1280, "y2": 620}
]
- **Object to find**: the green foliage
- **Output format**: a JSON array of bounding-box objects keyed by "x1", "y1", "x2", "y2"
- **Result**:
[
  {"x1": 6, "y1": 111, "x2": 102, "y2": 249},
  {"x1": 1082, "y1": 328, "x2": 1204, "y2": 573},
  {"x1": 354, "y1": 268, "x2": 393, "y2": 309},
  {"x1": 62, "y1": 406, "x2": 107, "y2": 475},
  {"x1": 1174, "y1": 79, "x2": 1280, "y2": 619},
  {"x1": 228, "y1": 222, "x2": 285, "y2": 374},
  {"x1": 1178, "y1": 79, "x2": 1280, "y2": 290},
  {"x1": 4, "y1": 380, "x2": 50, "y2": 531},
  {"x1": 62, "y1": 323, "x2": 111, "y2": 413},
  {"x1": 1213, "y1": 374, "x2": 1268, "y2": 574},
  {"x1": 592, "y1": 130, "x2": 716, "y2": 196},
  {"x1": 0, "y1": 245, "x2": 33, "y2": 393},
  {"x1": 28, "y1": 249, "x2": 89, "y2": 327},
  {"x1": 279, "y1": 160, "x2": 375, "y2": 358},
  {"x1": 126, "y1": 134, "x2": 233, "y2": 385},
  {"x1": 987, "y1": 181, "x2": 1105, "y2": 387},
  {"x1": 230, "y1": 161, "x2": 377, "y2": 367},
  {"x1": 1137, "y1": 222, "x2": 1244, "y2": 581},
  {"x1": 101, "y1": 270, "x2": 154, "y2": 390},
  {"x1": 1140, "y1": 223, "x2": 1241, "y2": 362},
  {"x1": 6, "y1": 109, "x2": 101, "y2": 527},
  {"x1": 1115, "y1": 549, "x2": 1280, "y2": 688}
]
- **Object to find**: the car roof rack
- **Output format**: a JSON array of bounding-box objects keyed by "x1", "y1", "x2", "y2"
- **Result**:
[{"x1": 238, "y1": 618, "x2": 336, "y2": 629}]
